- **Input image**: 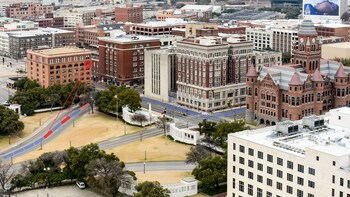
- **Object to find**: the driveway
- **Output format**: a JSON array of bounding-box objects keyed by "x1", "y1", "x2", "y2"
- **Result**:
[{"x1": 13, "y1": 185, "x2": 101, "y2": 197}]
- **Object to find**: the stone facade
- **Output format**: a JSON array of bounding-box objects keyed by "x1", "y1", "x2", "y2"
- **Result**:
[{"x1": 246, "y1": 20, "x2": 350, "y2": 125}]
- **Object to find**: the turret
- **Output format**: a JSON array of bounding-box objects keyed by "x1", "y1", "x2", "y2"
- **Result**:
[
  {"x1": 292, "y1": 20, "x2": 321, "y2": 74},
  {"x1": 334, "y1": 65, "x2": 348, "y2": 108},
  {"x1": 288, "y1": 72, "x2": 303, "y2": 120},
  {"x1": 245, "y1": 66, "x2": 258, "y2": 123},
  {"x1": 312, "y1": 69, "x2": 325, "y2": 115}
]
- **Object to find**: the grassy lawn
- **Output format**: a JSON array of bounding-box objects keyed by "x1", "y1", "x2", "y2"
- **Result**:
[
  {"x1": 14, "y1": 111, "x2": 144, "y2": 163},
  {"x1": 106, "y1": 135, "x2": 192, "y2": 163},
  {"x1": 0, "y1": 111, "x2": 59, "y2": 150},
  {"x1": 135, "y1": 171, "x2": 193, "y2": 184}
]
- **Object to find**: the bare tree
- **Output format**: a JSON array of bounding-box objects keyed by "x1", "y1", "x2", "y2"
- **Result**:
[
  {"x1": 131, "y1": 114, "x2": 147, "y2": 127},
  {"x1": 87, "y1": 158, "x2": 131, "y2": 197},
  {"x1": 0, "y1": 160, "x2": 16, "y2": 190},
  {"x1": 185, "y1": 145, "x2": 211, "y2": 167}
]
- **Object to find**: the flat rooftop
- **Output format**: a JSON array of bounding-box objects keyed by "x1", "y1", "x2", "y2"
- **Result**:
[
  {"x1": 31, "y1": 47, "x2": 91, "y2": 56},
  {"x1": 322, "y1": 42, "x2": 350, "y2": 49},
  {"x1": 230, "y1": 109, "x2": 350, "y2": 157},
  {"x1": 99, "y1": 35, "x2": 160, "y2": 44}
]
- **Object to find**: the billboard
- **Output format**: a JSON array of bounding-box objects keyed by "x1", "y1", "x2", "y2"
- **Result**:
[{"x1": 303, "y1": 0, "x2": 339, "y2": 16}]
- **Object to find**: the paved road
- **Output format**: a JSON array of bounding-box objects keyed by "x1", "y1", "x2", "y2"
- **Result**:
[{"x1": 0, "y1": 105, "x2": 91, "y2": 161}]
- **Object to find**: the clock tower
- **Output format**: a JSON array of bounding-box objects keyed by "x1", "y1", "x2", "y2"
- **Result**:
[{"x1": 292, "y1": 20, "x2": 321, "y2": 74}]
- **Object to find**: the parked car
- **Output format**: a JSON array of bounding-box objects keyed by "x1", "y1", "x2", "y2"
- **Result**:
[{"x1": 76, "y1": 181, "x2": 85, "y2": 189}]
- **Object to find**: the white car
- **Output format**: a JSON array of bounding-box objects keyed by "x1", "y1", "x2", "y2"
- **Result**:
[{"x1": 76, "y1": 181, "x2": 85, "y2": 189}]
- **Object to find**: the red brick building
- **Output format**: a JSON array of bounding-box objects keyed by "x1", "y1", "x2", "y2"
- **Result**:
[
  {"x1": 115, "y1": 4, "x2": 143, "y2": 23},
  {"x1": 6, "y1": 3, "x2": 53, "y2": 19},
  {"x1": 98, "y1": 35, "x2": 160, "y2": 86},
  {"x1": 27, "y1": 47, "x2": 92, "y2": 88},
  {"x1": 246, "y1": 20, "x2": 350, "y2": 125},
  {"x1": 315, "y1": 24, "x2": 350, "y2": 41}
]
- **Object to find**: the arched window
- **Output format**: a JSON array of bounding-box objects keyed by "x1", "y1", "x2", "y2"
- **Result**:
[
  {"x1": 337, "y1": 89, "x2": 340, "y2": 96},
  {"x1": 342, "y1": 89, "x2": 345, "y2": 97}
]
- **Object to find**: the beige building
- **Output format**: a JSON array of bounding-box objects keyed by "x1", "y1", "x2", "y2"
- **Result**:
[
  {"x1": 253, "y1": 50, "x2": 282, "y2": 71},
  {"x1": 185, "y1": 23, "x2": 218, "y2": 38},
  {"x1": 321, "y1": 42, "x2": 350, "y2": 60},
  {"x1": 27, "y1": 47, "x2": 92, "y2": 88},
  {"x1": 144, "y1": 48, "x2": 177, "y2": 102}
]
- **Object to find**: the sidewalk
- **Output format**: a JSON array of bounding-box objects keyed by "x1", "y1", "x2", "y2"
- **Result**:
[{"x1": 142, "y1": 97, "x2": 246, "y2": 119}]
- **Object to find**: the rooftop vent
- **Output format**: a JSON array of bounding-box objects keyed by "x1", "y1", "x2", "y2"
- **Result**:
[
  {"x1": 302, "y1": 115, "x2": 325, "y2": 130},
  {"x1": 275, "y1": 121, "x2": 299, "y2": 135}
]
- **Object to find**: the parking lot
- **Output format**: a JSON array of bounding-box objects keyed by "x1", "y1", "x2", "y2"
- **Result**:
[{"x1": 12, "y1": 185, "x2": 101, "y2": 197}]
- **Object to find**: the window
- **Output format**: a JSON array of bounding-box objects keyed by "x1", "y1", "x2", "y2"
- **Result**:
[
  {"x1": 239, "y1": 145, "x2": 245, "y2": 153},
  {"x1": 258, "y1": 163, "x2": 263, "y2": 171},
  {"x1": 316, "y1": 156, "x2": 319, "y2": 161},
  {"x1": 258, "y1": 151, "x2": 263, "y2": 159},
  {"x1": 347, "y1": 180, "x2": 350, "y2": 188},
  {"x1": 308, "y1": 194, "x2": 314, "y2": 197},
  {"x1": 308, "y1": 168, "x2": 315, "y2": 175},
  {"x1": 308, "y1": 181, "x2": 315, "y2": 188},
  {"x1": 232, "y1": 178, "x2": 235, "y2": 189},
  {"x1": 297, "y1": 177, "x2": 304, "y2": 185},
  {"x1": 332, "y1": 175, "x2": 335, "y2": 183},
  {"x1": 277, "y1": 170, "x2": 283, "y2": 178},
  {"x1": 239, "y1": 181, "x2": 244, "y2": 192},
  {"x1": 257, "y1": 188, "x2": 262, "y2": 197},
  {"x1": 267, "y1": 178, "x2": 272, "y2": 186},
  {"x1": 248, "y1": 160, "x2": 254, "y2": 168},
  {"x1": 257, "y1": 175, "x2": 263, "y2": 183},
  {"x1": 297, "y1": 189, "x2": 304, "y2": 197},
  {"x1": 233, "y1": 143, "x2": 236, "y2": 150},
  {"x1": 333, "y1": 161, "x2": 336, "y2": 166},
  {"x1": 298, "y1": 164, "x2": 304, "y2": 173},
  {"x1": 239, "y1": 168, "x2": 244, "y2": 176},
  {"x1": 287, "y1": 185, "x2": 293, "y2": 194},
  {"x1": 248, "y1": 171, "x2": 254, "y2": 179},
  {"x1": 248, "y1": 184, "x2": 253, "y2": 195},
  {"x1": 277, "y1": 157, "x2": 283, "y2": 166},
  {"x1": 267, "y1": 191, "x2": 272, "y2": 197},
  {"x1": 287, "y1": 173, "x2": 293, "y2": 182},
  {"x1": 267, "y1": 154, "x2": 273, "y2": 162},
  {"x1": 277, "y1": 182, "x2": 282, "y2": 190},
  {"x1": 248, "y1": 148, "x2": 254, "y2": 156},
  {"x1": 287, "y1": 161, "x2": 293, "y2": 169},
  {"x1": 340, "y1": 178, "x2": 344, "y2": 186},
  {"x1": 233, "y1": 155, "x2": 236, "y2": 162},
  {"x1": 239, "y1": 157, "x2": 245, "y2": 165},
  {"x1": 267, "y1": 166, "x2": 273, "y2": 175}
]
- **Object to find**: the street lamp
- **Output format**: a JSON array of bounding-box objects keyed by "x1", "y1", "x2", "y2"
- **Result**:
[
  {"x1": 43, "y1": 167, "x2": 51, "y2": 188},
  {"x1": 114, "y1": 95, "x2": 118, "y2": 125}
]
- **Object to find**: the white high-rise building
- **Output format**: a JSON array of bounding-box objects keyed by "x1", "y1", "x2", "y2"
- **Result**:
[{"x1": 228, "y1": 107, "x2": 350, "y2": 197}]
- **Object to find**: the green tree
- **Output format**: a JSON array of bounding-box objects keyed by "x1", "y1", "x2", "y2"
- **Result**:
[
  {"x1": 334, "y1": 57, "x2": 350, "y2": 66},
  {"x1": 13, "y1": 78, "x2": 28, "y2": 91},
  {"x1": 135, "y1": 181, "x2": 170, "y2": 197},
  {"x1": 0, "y1": 105, "x2": 24, "y2": 135},
  {"x1": 118, "y1": 88, "x2": 141, "y2": 112},
  {"x1": 192, "y1": 156, "x2": 226, "y2": 191},
  {"x1": 198, "y1": 119, "x2": 216, "y2": 137},
  {"x1": 282, "y1": 52, "x2": 291, "y2": 64},
  {"x1": 213, "y1": 120, "x2": 248, "y2": 148},
  {"x1": 66, "y1": 143, "x2": 119, "y2": 180}
]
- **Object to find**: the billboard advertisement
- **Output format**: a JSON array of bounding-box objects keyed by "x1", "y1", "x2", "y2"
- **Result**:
[{"x1": 303, "y1": 0, "x2": 339, "y2": 16}]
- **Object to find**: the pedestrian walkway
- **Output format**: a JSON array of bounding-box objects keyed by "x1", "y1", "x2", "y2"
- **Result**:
[{"x1": 142, "y1": 97, "x2": 246, "y2": 120}]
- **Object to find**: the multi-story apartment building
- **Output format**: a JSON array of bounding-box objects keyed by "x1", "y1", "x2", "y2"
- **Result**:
[
  {"x1": 245, "y1": 20, "x2": 350, "y2": 125},
  {"x1": 55, "y1": 8, "x2": 96, "y2": 28},
  {"x1": 0, "y1": 32, "x2": 9, "y2": 56},
  {"x1": 32, "y1": 13, "x2": 64, "y2": 28},
  {"x1": 27, "y1": 47, "x2": 92, "y2": 88},
  {"x1": 253, "y1": 50, "x2": 282, "y2": 71},
  {"x1": 315, "y1": 24, "x2": 350, "y2": 41},
  {"x1": 8, "y1": 28, "x2": 75, "y2": 59},
  {"x1": 6, "y1": 3, "x2": 53, "y2": 19},
  {"x1": 246, "y1": 28, "x2": 272, "y2": 50},
  {"x1": 176, "y1": 37, "x2": 253, "y2": 112},
  {"x1": 97, "y1": 35, "x2": 160, "y2": 86},
  {"x1": 125, "y1": 18, "x2": 187, "y2": 36},
  {"x1": 272, "y1": 29, "x2": 298, "y2": 53},
  {"x1": 144, "y1": 48, "x2": 177, "y2": 102},
  {"x1": 228, "y1": 107, "x2": 350, "y2": 197},
  {"x1": 0, "y1": 21, "x2": 39, "y2": 32},
  {"x1": 115, "y1": 4, "x2": 143, "y2": 23}
]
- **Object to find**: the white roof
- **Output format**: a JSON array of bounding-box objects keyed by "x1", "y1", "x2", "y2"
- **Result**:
[{"x1": 230, "y1": 110, "x2": 350, "y2": 157}]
